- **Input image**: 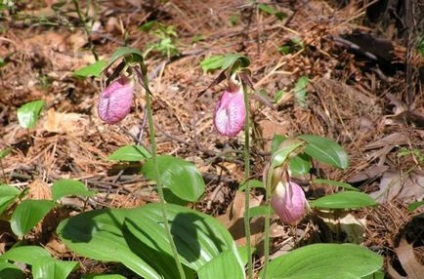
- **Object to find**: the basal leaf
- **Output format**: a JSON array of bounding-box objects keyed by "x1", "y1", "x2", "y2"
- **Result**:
[
  {"x1": 57, "y1": 208, "x2": 163, "y2": 279},
  {"x1": 0, "y1": 262, "x2": 25, "y2": 279},
  {"x1": 198, "y1": 248, "x2": 245, "y2": 279},
  {"x1": 83, "y1": 275, "x2": 127, "y2": 279},
  {"x1": 11, "y1": 200, "x2": 56, "y2": 238},
  {"x1": 0, "y1": 184, "x2": 20, "y2": 215},
  {"x1": 124, "y1": 203, "x2": 242, "y2": 272},
  {"x1": 32, "y1": 257, "x2": 78, "y2": 279},
  {"x1": 107, "y1": 145, "x2": 152, "y2": 161},
  {"x1": 141, "y1": 155, "x2": 205, "y2": 202},
  {"x1": 0, "y1": 246, "x2": 51, "y2": 266},
  {"x1": 261, "y1": 243, "x2": 383, "y2": 279},
  {"x1": 52, "y1": 179, "x2": 96, "y2": 201}
]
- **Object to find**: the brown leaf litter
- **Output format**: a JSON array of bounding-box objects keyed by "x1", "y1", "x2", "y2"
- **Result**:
[{"x1": 0, "y1": 0, "x2": 424, "y2": 276}]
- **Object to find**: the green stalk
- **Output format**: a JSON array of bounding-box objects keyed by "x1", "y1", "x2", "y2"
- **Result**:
[
  {"x1": 142, "y1": 72, "x2": 186, "y2": 279},
  {"x1": 262, "y1": 167, "x2": 273, "y2": 278},
  {"x1": 72, "y1": 0, "x2": 99, "y2": 61},
  {"x1": 242, "y1": 82, "x2": 253, "y2": 279}
]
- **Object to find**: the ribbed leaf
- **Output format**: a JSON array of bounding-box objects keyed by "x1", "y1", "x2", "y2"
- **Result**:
[
  {"x1": 261, "y1": 244, "x2": 383, "y2": 279},
  {"x1": 0, "y1": 184, "x2": 20, "y2": 215},
  {"x1": 107, "y1": 145, "x2": 151, "y2": 161},
  {"x1": 299, "y1": 135, "x2": 348, "y2": 169},
  {"x1": 310, "y1": 191, "x2": 377, "y2": 209},
  {"x1": 0, "y1": 262, "x2": 24, "y2": 279},
  {"x1": 124, "y1": 203, "x2": 241, "y2": 272},
  {"x1": 0, "y1": 246, "x2": 50, "y2": 265},
  {"x1": 57, "y1": 208, "x2": 162, "y2": 279},
  {"x1": 11, "y1": 200, "x2": 56, "y2": 237},
  {"x1": 52, "y1": 179, "x2": 95, "y2": 201},
  {"x1": 32, "y1": 257, "x2": 78, "y2": 279},
  {"x1": 141, "y1": 155, "x2": 205, "y2": 202}
]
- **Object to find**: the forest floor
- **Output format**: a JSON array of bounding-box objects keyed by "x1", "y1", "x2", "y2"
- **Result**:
[{"x1": 1, "y1": 0, "x2": 424, "y2": 278}]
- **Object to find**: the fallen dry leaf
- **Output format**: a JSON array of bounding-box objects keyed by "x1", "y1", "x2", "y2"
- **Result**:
[
  {"x1": 217, "y1": 191, "x2": 264, "y2": 246},
  {"x1": 370, "y1": 170, "x2": 424, "y2": 203}
]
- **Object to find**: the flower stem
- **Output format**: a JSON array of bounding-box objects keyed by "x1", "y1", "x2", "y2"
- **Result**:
[
  {"x1": 242, "y1": 82, "x2": 253, "y2": 279},
  {"x1": 262, "y1": 168, "x2": 273, "y2": 278},
  {"x1": 142, "y1": 71, "x2": 186, "y2": 279}
]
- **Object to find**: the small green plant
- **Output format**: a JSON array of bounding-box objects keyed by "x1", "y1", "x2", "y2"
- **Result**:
[
  {"x1": 258, "y1": 3, "x2": 286, "y2": 20},
  {"x1": 140, "y1": 22, "x2": 180, "y2": 59},
  {"x1": 0, "y1": 179, "x2": 95, "y2": 278},
  {"x1": 397, "y1": 146, "x2": 424, "y2": 164},
  {"x1": 259, "y1": 134, "x2": 380, "y2": 278}
]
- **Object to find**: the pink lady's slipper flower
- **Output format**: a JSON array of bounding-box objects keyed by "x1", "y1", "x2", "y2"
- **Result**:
[
  {"x1": 98, "y1": 77, "x2": 134, "y2": 124},
  {"x1": 271, "y1": 181, "x2": 308, "y2": 224},
  {"x1": 213, "y1": 82, "x2": 246, "y2": 137}
]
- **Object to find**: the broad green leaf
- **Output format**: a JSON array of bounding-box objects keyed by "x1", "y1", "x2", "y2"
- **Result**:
[
  {"x1": 0, "y1": 147, "x2": 12, "y2": 159},
  {"x1": 0, "y1": 184, "x2": 20, "y2": 215},
  {"x1": 298, "y1": 135, "x2": 349, "y2": 169},
  {"x1": 0, "y1": 246, "x2": 51, "y2": 265},
  {"x1": 17, "y1": 100, "x2": 45, "y2": 129},
  {"x1": 106, "y1": 47, "x2": 144, "y2": 70},
  {"x1": 271, "y1": 135, "x2": 287, "y2": 154},
  {"x1": 0, "y1": 262, "x2": 25, "y2": 279},
  {"x1": 200, "y1": 55, "x2": 224, "y2": 72},
  {"x1": 293, "y1": 76, "x2": 309, "y2": 108},
  {"x1": 141, "y1": 155, "x2": 205, "y2": 202},
  {"x1": 221, "y1": 53, "x2": 250, "y2": 71},
  {"x1": 83, "y1": 275, "x2": 127, "y2": 279},
  {"x1": 32, "y1": 257, "x2": 78, "y2": 279},
  {"x1": 107, "y1": 145, "x2": 151, "y2": 161},
  {"x1": 124, "y1": 203, "x2": 242, "y2": 272},
  {"x1": 57, "y1": 208, "x2": 163, "y2": 279},
  {"x1": 73, "y1": 60, "x2": 107, "y2": 78},
  {"x1": 408, "y1": 200, "x2": 424, "y2": 211},
  {"x1": 361, "y1": 270, "x2": 385, "y2": 279},
  {"x1": 260, "y1": 243, "x2": 383, "y2": 279},
  {"x1": 123, "y1": 219, "x2": 195, "y2": 279},
  {"x1": 271, "y1": 139, "x2": 303, "y2": 168},
  {"x1": 11, "y1": 200, "x2": 56, "y2": 237},
  {"x1": 239, "y1": 179, "x2": 263, "y2": 191},
  {"x1": 52, "y1": 179, "x2": 95, "y2": 201},
  {"x1": 312, "y1": 179, "x2": 358, "y2": 191},
  {"x1": 198, "y1": 249, "x2": 244, "y2": 279},
  {"x1": 289, "y1": 154, "x2": 311, "y2": 176},
  {"x1": 310, "y1": 191, "x2": 377, "y2": 209}
]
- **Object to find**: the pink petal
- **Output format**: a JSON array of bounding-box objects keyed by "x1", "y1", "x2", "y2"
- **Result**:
[
  {"x1": 271, "y1": 181, "x2": 307, "y2": 224},
  {"x1": 98, "y1": 78, "x2": 134, "y2": 124},
  {"x1": 213, "y1": 87, "x2": 246, "y2": 137}
]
